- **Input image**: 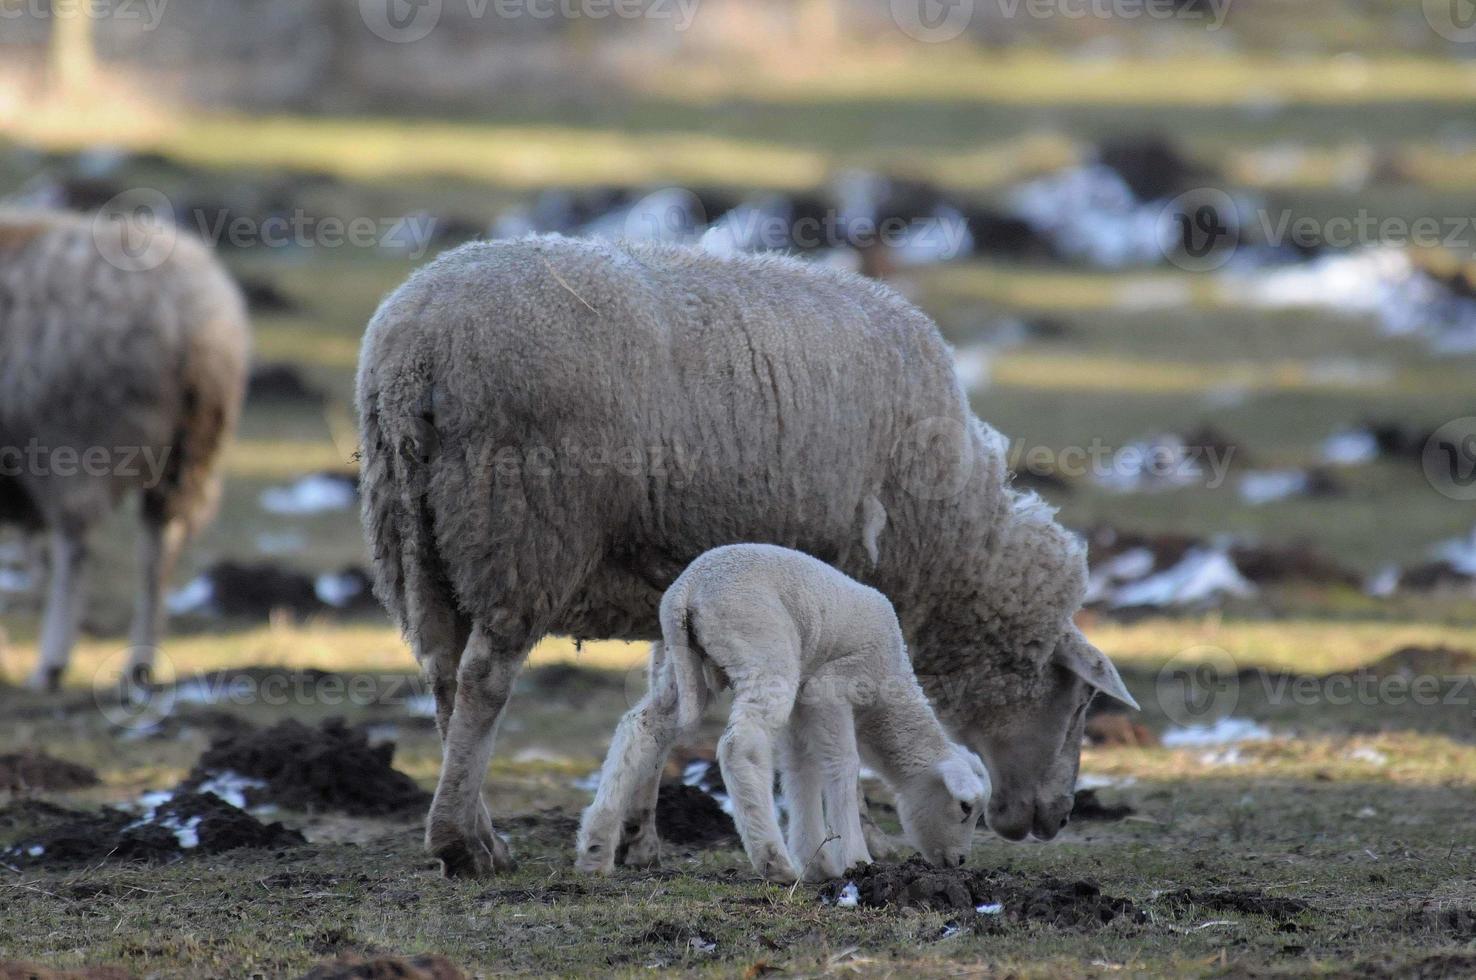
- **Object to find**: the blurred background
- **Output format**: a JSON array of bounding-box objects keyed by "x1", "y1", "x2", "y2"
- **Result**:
[{"x1": 5, "y1": 4, "x2": 1476, "y2": 973}]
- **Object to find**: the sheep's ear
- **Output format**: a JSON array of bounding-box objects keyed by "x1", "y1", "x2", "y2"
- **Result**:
[{"x1": 1053, "y1": 629, "x2": 1139, "y2": 711}]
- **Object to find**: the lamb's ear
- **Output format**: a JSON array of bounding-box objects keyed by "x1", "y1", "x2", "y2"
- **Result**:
[
  {"x1": 941, "y1": 754, "x2": 985, "y2": 802},
  {"x1": 1053, "y1": 629, "x2": 1139, "y2": 711}
]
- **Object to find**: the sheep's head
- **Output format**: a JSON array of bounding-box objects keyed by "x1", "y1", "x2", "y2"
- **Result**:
[
  {"x1": 927, "y1": 493, "x2": 1137, "y2": 842},
  {"x1": 894, "y1": 742, "x2": 988, "y2": 868}
]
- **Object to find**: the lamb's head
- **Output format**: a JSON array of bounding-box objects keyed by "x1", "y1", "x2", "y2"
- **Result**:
[
  {"x1": 929, "y1": 495, "x2": 1137, "y2": 843},
  {"x1": 894, "y1": 742, "x2": 988, "y2": 868}
]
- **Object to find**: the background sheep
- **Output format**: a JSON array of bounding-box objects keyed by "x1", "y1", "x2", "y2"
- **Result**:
[
  {"x1": 357, "y1": 234, "x2": 1134, "y2": 877},
  {"x1": 0, "y1": 209, "x2": 249, "y2": 691},
  {"x1": 576, "y1": 544, "x2": 988, "y2": 882}
]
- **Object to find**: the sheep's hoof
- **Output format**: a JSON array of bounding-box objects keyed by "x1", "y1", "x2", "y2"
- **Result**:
[
  {"x1": 24, "y1": 667, "x2": 61, "y2": 694},
  {"x1": 432, "y1": 827, "x2": 516, "y2": 879},
  {"x1": 574, "y1": 846, "x2": 616, "y2": 875}
]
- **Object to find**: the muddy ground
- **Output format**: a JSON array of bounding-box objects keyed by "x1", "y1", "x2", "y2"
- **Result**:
[{"x1": 3, "y1": 650, "x2": 1476, "y2": 978}]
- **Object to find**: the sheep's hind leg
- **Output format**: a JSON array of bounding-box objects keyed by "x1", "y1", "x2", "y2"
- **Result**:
[
  {"x1": 426, "y1": 622, "x2": 527, "y2": 878},
  {"x1": 26, "y1": 526, "x2": 88, "y2": 693}
]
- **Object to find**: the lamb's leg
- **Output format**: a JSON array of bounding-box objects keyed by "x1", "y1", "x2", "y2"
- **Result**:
[
  {"x1": 123, "y1": 506, "x2": 186, "y2": 685},
  {"x1": 819, "y1": 715, "x2": 871, "y2": 874},
  {"x1": 426, "y1": 622, "x2": 527, "y2": 878},
  {"x1": 618, "y1": 646, "x2": 704, "y2": 869},
  {"x1": 780, "y1": 718, "x2": 835, "y2": 882},
  {"x1": 720, "y1": 697, "x2": 798, "y2": 882},
  {"x1": 26, "y1": 526, "x2": 88, "y2": 693},
  {"x1": 858, "y1": 789, "x2": 900, "y2": 860}
]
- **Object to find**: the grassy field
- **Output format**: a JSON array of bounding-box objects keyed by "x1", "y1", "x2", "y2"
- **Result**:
[{"x1": 4, "y1": 21, "x2": 1476, "y2": 978}]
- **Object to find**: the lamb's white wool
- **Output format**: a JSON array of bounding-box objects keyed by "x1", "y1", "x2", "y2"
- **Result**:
[
  {"x1": 0, "y1": 209, "x2": 249, "y2": 690},
  {"x1": 356, "y1": 235, "x2": 1134, "y2": 875},
  {"x1": 576, "y1": 545, "x2": 987, "y2": 883}
]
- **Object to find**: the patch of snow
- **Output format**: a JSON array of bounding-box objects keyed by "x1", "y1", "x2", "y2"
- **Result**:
[
  {"x1": 952, "y1": 344, "x2": 992, "y2": 392},
  {"x1": 1076, "y1": 773, "x2": 1139, "y2": 790},
  {"x1": 166, "y1": 575, "x2": 215, "y2": 615},
  {"x1": 511, "y1": 747, "x2": 571, "y2": 765},
  {"x1": 255, "y1": 531, "x2": 307, "y2": 555},
  {"x1": 259, "y1": 474, "x2": 356, "y2": 516},
  {"x1": 1109, "y1": 549, "x2": 1255, "y2": 609},
  {"x1": 1198, "y1": 747, "x2": 1247, "y2": 767},
  {"x1": 404, "y1": 693, "x2": 437, "y2": 719},
  {"x1": 1084, "y1": 547, "x2": 1157, "y2": 604},
  {"x1": 1356, "y1": 806, "x2": 1378, "y2": 819},
  {"x1": 1432, "y1": 529, "x2": 1476, "y2": 576},
  {"x1": 835, "y1": 881, "x2": 860, "y2": 908},
  {"x1": 572, "y1": 770, "x2": 602, "y2": 793},
  {"x1": 1321, "y1": 429, "x2": 1379, "y2": 466},
  {"x1": 314, "y1": 571, "x2": 364, "y2": 609},
  {"x1": 1163, "y1": 717, "x2": 1272, "y2": 747},
  {"x1": 1349, "y1": 746, "x2": 1388, "y2": 766},
  {"x1": 1009, "y1": 165, "x2": 1167, "y2": 269},
  {"x1": 1238, "y1": 469, "x2": 1311, "y2": 506},
  {"x1": 1095, "y1": 435, "x2": 1204, "y2": 494},
  {"x1": 194, "y1": 771, "x2": 267, "y2": 810},
  {"x1": 160, "y1": 813, "x2": 203, "y2": 849},
  {"x1": 976, "y1": 902, "x2": 1003, "y2": 915}
]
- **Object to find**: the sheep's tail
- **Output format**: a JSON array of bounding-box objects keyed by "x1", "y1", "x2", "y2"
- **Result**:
[
  {"x1": 356, "y1": 346, "x2": 455, "y2": 637},
  {"x1": 659, "y1": 582, "x2": 712, "y2": 732},
  {"x1": 154, "y1": 299, "x2": 249, "y2": 537}
]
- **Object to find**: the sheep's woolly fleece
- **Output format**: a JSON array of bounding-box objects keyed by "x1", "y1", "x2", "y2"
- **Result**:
[
  {"x1": 0, "y1": 209, "x2": 249, "y2": 536},
  {"x1": 357, "y1": 234, "x2": 1089, "y2": 715}
]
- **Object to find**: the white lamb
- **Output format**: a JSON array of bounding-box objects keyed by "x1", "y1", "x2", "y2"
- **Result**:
[{"x1": 577, "y1": 544, "x2": 989, "y2": 882}]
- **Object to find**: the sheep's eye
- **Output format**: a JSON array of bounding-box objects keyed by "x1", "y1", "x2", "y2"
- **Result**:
[{"x1": 959, "y1": 802, "x2": 973, "y2": 820}]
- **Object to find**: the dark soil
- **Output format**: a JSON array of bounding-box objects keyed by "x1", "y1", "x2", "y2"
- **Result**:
[
  {"x1": 0, "y1": 751, "x2": 99, "y2": 792},
  {"x1": 247, "y1": 362, "x2": 322, "y2": 403},
  {"x1": 196, "y1": 561, "x2": 323, "y2": 618},
  {"x1": 1070, "y1": 789, "x2": 1135, "y2": 822},
  {"x1": 0, "y1": 962, "x2": 135, "y2": 980},
  {"x1": 185, "y1": 718, "x2": 430, "y2": 815},
  {"x1": 298, "y1": 954, "x2": 467, "y2": 980},
  {"x1": 1, "y1": 793, "x2": 303, "y2": 867},
  {"x1": 819, "y1": 857, "x2": 1141, "y2": 931},
  {"x1": 1349, "y1": 645, "x2": 1476, "y2": 679},
  {"x1": 237, "y1": 275, "x2": 301, "y2": 314},
  {"x1": 1159, "y1": 887, "x2": 1314, "y2": 923},
  {"x1": 654, "y1": 781, "x2": 737, "y2": 847}
]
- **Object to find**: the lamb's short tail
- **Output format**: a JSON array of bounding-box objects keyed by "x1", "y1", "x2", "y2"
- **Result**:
[{"x1": 660, "y1": 583, "x2": 712, "y2": 732}]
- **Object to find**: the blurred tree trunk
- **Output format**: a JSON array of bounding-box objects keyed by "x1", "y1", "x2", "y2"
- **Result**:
[{"x1": 48, "y1": 0, "x2": 97, "y2": 95}]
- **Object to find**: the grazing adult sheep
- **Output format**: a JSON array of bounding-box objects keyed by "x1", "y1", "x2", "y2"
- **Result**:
[
  {"x1": 357, "y1": 234, "x2": 1135, "y2": 877},
  {"x1": 577, "y1": 544, "x2": 989, "y2": 882},
  {"x1": 0, "y1": 209, "x2": 249, "y2": 691}
]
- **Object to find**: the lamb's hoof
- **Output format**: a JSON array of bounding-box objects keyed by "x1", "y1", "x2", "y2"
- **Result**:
[
  {"x1": 575, "y1": 844, "x2": 616, "y2": 876},
  {"x1": 433, "y1": 830, "x2": 516, "y2": 879},
  {"x1": 24, "y1": 667, "x2": 61, "y2": 694},
  {"x1": 756, "y1": 847, "x2": 800, "y2": 884},
  {"x1": 619, "y1": 829, "x2": 662, "y2": 869},
  {"x1": 861, "y1": 818, "x2": 899, "y2": 860}
]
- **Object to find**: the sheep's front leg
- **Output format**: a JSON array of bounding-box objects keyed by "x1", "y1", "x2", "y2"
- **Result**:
[
  {"x1": 26, "y1": 526, "x2": 88, "y2": 693},
  {"x1": 426, "y1": 623, "x2": 526, "y2": 878},
  {"x1": 123, "y1": 509, "x2": 186, "y2": 685},
  {"x1": 817, "y1": 713, "x2": 871, "y2": 874},
  {"x1": 720, "y1": 698, "x2": 798, "y2": 882}
]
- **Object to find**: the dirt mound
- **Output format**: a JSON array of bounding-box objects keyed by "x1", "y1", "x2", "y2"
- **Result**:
[
  {"x1": 820, "y1": 857, "x2": 1140, "y2": 930},
  {"x1": 0, "y1": 963, "x2": 135, "y2": 980},
  {"x1": 1159, "y1": 887, "x2": 1313, "y2": 922},
  {"x1": 1350, "y1": 645, "x2": 1476, "y2": 679},
  {"x1": 0, "y1": 751, "x2": 99, "y2": 792},
  {"x1": 1070, "y1": 789, "x2": 1134, "y2": 822},
  {"x1": 298, "y1": 954, "x2": 467, "y2": 980},
  {"x1": 1, "y1": 793, "x2": 303, "y2": 867},
  {"x1": 186, "y1": 718, "x2": 430, "y2": 815},
  {"x1": 654, "y1": 781, "x2": 737, "y2": 847},
  {"x1": 1084, "y1": 711, "x2": 1157, "y2": 747}
]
